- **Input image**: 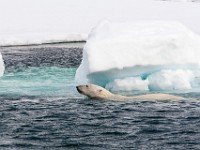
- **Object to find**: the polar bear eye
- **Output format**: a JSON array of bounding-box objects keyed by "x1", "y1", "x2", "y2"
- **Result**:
[
  {"x1": 99, "y1": 89, "x2": 102, "y2": 92},
  {"x1": 86, "y1": 85, "x2": 89, "y2": 88}
]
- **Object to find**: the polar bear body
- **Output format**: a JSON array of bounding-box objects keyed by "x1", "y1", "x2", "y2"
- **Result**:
[{"x1": 76, "y1": 84, "x2": 184, "y2": 100}]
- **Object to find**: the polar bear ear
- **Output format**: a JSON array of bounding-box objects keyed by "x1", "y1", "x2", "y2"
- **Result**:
[{"x1": 99, "y1": 89, "x2": 103, "y2": 92}]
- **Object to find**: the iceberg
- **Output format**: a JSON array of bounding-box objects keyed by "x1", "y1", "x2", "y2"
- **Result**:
[
  {"x1": 0, "y1": 53, "x2": 5, "y2": 77},
  {"x1": 75, "y1": 21, "x2": 200, "y2": 92}
]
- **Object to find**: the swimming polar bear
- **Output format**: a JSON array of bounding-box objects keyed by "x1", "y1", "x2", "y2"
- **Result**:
[{"x1": 76, "y1": 84, "x2": 184, "y2": 100}]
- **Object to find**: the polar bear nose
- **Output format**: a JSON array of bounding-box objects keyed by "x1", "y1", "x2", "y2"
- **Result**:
[
  {"x1": 76, "y1": 86, "x2": 81, "y2": 93},
  {"x1": 76, "y1": 86, "x2": 79, "y2": 90}
]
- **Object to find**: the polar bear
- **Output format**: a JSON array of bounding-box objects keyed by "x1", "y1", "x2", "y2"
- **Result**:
[{"x1": 76, "y1": 84, "x2": 184, "y2": 100}]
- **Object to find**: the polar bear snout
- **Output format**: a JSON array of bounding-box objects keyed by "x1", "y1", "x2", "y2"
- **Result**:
[
  {"x1": 76, "y1": 85, "x2": 87, "y2": 94},
  {"x1": 76, "y1": 86, "x2": 82, "y2": 94}
]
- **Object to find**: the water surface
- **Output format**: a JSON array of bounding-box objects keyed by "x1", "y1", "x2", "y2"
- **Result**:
[{"x1": 0, "y1": 43, "x2": 200, "y2": 149}]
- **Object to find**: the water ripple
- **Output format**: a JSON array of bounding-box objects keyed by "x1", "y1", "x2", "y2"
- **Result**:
[{"x1": 1, "y1": 97, "x2": 200, "y2": 149}]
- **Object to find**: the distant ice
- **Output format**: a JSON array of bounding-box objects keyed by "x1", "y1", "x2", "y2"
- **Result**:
[
  {"x1": 0, "y1": 34, "x2": 87, "y2": 47},
  {"x1": 75, "y1": 21, "x2": 200, "y2": 92}
]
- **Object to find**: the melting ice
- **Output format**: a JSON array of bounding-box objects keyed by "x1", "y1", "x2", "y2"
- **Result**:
[
  {"x1": 0, "y1": 53, "x2": 4, "y2": 77},
  {"x1": 75, "y1": 21, "x2": 200, "y2": 92}
]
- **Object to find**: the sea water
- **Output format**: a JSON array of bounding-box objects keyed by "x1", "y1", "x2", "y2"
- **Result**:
[{"x1": 0, "y1": 43, "x2": 200, "y2": 149}]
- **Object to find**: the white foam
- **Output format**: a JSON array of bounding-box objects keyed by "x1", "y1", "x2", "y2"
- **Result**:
[{"x1": 75, "y1": 21, "x2": 200, "y2": 91}]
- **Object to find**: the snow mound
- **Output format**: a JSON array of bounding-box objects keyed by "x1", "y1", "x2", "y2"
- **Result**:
[
  {"x1": 75, "y1": 21, "x2": 200, "y2": 92},
  {"x1": 148, "y1": 69, "x2": 194, "y2": 91},
  {"x1": 106, "y1": 77, "x2": 149, "y2": 91},
  {"x1": 106, "y1": 69, "x2": 196, "y2": 91}
]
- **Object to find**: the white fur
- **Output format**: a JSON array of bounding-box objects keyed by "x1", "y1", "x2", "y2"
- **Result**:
[{"x1": 76, "y1": 84, "x2": 184, "y2": 100}]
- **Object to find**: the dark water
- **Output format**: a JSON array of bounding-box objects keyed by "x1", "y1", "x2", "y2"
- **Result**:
[{"x1": 1, "y1": 43, "x2": 200, "y2": 149}]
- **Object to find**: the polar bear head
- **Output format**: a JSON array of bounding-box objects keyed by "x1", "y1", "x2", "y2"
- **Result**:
[{"x1": 76, "y1": 84, "x2": 113, "y2": 100}]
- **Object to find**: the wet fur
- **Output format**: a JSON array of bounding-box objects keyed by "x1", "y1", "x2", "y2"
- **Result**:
[{"x1": 76, "y1": 84, "x2": 184, "y2": 100}]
